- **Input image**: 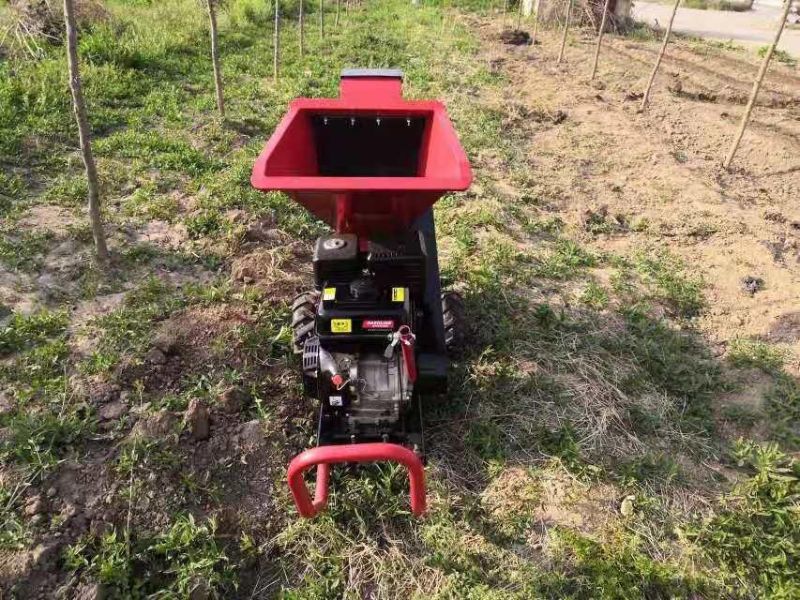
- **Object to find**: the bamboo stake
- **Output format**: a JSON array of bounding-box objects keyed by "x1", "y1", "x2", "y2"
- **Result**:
[
  {"x1": 299, "y1": 0, "x2": 304, "y2": 56},
  {"x1": 319, "y1": 0, "x2": 324, "y2": 38},
  {"x1": 206, "y1": 0, "x2": 225, "y2": 117},
  {"x1": 273, "y1": 0, "x2": 280, "y2": 81},
  {"x1": 641, "y1": 0, "x2": 680, "y2": 110},
  {"x1": 723, "y1": 0, "x2": 793, "y2": 169},
  {"x1": 63, "y1": 0, "x2": 108, "y2": 262},
  {"x1": 589, "y1": 0, "x2": 612, "y2": 79},
  {"x1": 557, "y1": 0, "x2": 573, "y2": 64}
]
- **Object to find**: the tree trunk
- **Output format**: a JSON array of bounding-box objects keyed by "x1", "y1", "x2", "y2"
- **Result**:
[
  {"x1": 319, "y1": 0, "x2": 324, "y2": 38},
  {"x1": 557, "y1": 0, "x2": 573, "y2": 64},
  {"x1": 299, "y1": 0, "x2": 304, "y2": 56},
  {"x1": 723, "y1": 0, "x2": 793, "y2": 169},
  {"x1": 273, "y1": 0, "x2": 280, "y2": 81},
  {"x1": 207, "y1": 0, "x2": 225, "y2": 117},
  {"x1": 641, "y1": 0, "x2": 680, "y2": 110},
  {"x1": 531, "y1": 1, "x2": 540, "y2": 44},
  {"x1": 589, "y1": 0, "x2": 613, "y2": 79},
  {"x1": 63, "y1": 0, "x2": 108, "y2": 262},
  {"x1": 522, "y1": 0, "x2": 534, "y2": 16},
  {"x1": 335, "y1": 0, "x2": 341, "y2": 25}
]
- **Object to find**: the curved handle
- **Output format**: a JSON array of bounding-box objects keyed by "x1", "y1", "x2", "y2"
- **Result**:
[{"x1": 287, "y1": 443, "x2": 426, "y2": 518}]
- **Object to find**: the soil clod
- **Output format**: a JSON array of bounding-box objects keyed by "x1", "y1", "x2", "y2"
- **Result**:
[
  {"x1": 218, "y1": 386, "x2": 247, "y2": 414},
  {"x1": 741, "y1": 276, "x2": 765, "y2": 296},
  {"x1": 144, "y1": 347, "x2": 167, "y2": 365},
  {"x1": 24, "y1": 495, "x2": 47, "y2": 516},
  {"x1": 185, "y1": 399, "x2": 211, "y2": 441},
  {"x1": 499, "y1": 29, "x2": 531, "y2": 45}
]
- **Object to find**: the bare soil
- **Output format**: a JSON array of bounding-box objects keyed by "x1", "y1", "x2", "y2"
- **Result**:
[{"x1": 473, "y1": 21, "x2": 800, "y2": 375}]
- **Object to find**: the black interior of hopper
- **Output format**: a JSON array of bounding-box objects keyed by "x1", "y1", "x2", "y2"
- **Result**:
[{"x1": 312, "y1": 115, "x2": 427, "y2": 176}]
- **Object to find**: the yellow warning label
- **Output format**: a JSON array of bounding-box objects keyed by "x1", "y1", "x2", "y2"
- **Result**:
[
  {"x1": 323, "y1": 287, "x2": 336, "y2": 301},
  {"x1": 392, "y1": 287, "x2": 406, "y2": 302},
  {"x1": 331, "y1": 319, "x2": 352, "y2": 333}
]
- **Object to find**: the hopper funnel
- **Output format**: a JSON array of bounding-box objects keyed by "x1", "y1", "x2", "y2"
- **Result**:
[{"x1": 251, "y1": 69, "x2": 472, "y2": 236}]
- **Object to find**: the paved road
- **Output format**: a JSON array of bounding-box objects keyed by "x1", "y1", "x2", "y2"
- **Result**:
[{"x1": 633, "y1": 0, "x2": 800, "y2": 56}]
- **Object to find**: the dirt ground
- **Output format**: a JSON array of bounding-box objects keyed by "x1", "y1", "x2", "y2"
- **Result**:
[{"x1": 473, "y1": 19, "x2": 800, "y2": 374}]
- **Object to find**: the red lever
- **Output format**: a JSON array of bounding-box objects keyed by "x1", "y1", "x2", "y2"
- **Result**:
[
  {"x1": 287, "y1": 443, "x2": 426, "y2": 518},
  {"x1": 398, "y1": 325, "x2": 417, "y2": 383}
]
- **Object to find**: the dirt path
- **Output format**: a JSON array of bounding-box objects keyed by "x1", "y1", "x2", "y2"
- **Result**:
[
  {"x1": 472, "y1": 19, "x2": 800, "y2": 373},
  {"x1": 634, "y1": 0, "x2": 800, "y2": 56}
]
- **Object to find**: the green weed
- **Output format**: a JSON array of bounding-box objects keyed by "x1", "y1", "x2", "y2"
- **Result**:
[
  {"x1": 66, "y1": 515, "x2": 233, "y2": 597},
  {"x1": 0, "y1": 228, "x2": 53, "y2": 271},
  {"x1": 764, "y1": 375, "x2": 800, "y2": 448},
  {"x1": 727, "y1": 337, "x2": 785, "y2": 373},
  {"x1": 533, "y1": 239, "x2": 597, "y2": 279},
  {"x1": 633, "y1": 249, "x2": 704, "y2": 317},
  {"x1": 0, "y1": 483, "x2": 29, "y2": 551},
  {"x1": 688, "y1": 441, "x2": 800, "y2": 598},
  {"x1": 0, "y1": 310, "x2": 68, "y2": 356},
  {"x1": 758, "y1": 45, "x2": 797, "y2": 66},
  {"x1": 580, "y1": 281, "x2": 609, "y2": 309}
]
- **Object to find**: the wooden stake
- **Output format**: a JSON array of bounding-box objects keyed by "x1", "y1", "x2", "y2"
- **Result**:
[
  {"x1": 63, "y1": 0, "x2": 108, "y2": 262},
  {"x1": 723, "y1": 0, "x2": 793, "y2": 169},
  {"x1": 641, "y1": 0, "x2": 680, "y2": 110},
  {"x1": 206, "y1": 0, "x2": 225, "y2": 117},
  {"x1": 299, "y1": 0, "x2": 304, "y2": 56},
  {"x1": 273, "y1": 0, "x2": 280, "y2": 81},
  {"x1": 589, "y1": 0, "x2": 612, "y2": 80},
  {"x1": 557, "y1": 0, "x2": 573, "y2": 64},
  {"x1": 531, "y1": 4, "x2": 539, "y2": 45},
  {"x1": 335, "y1": 0, "x2": 340, "y2": 26},
  {"x1": 516, "y1": 0, "x2": 523, "y2": 30},
  {"x1": 319, "y1": 0, "x2": 324, "y2": 38}
]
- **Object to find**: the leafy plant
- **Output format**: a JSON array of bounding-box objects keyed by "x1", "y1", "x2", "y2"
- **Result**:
[{"x1": 688, "y1": 441, "x2": 800, "y2": 598}]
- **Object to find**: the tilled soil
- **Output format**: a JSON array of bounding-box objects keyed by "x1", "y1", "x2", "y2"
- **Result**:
[{"x1": 471, "y1": 20, "x2": 800, "y2": 373}]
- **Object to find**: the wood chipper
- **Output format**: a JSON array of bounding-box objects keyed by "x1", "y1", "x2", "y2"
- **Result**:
[{"x1": 251, "y1": 69, "x2": 472, "y2": 517}]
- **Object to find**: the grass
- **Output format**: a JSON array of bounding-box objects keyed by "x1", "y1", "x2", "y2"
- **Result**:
[
  {"x1": 682, "y1": 0, "x2": 754, "y2": 11},
  {"x1": 687, "y1": 441, "x2": 800, "y2": 598},
  {"x1": 727, "y1": 337, "x2": 786, "y2": 373},
  {"x1": 65, "y1": 515, "x2": 234, "y2": 597},
  {"x1": 0, "y1": 0, "x2": 798, "y2": 597},
  {"x1": 759, "y1": 45, "x2": 797, "y2": 67}
]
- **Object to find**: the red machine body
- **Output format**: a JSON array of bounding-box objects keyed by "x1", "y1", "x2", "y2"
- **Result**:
[
  {"x1": 251, "y1": 72, "x2": 471, "y2": 236},
  {"x1": 252, "y1": 70, "x2": 471, "y2": 518}
]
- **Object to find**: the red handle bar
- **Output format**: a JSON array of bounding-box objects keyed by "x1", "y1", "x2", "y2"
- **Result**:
[{"x1": 287, "y1": 443, "x2": 427, "y2": 518}]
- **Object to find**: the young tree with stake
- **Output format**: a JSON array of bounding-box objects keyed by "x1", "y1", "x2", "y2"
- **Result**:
[
  {"x1": 590, "y1": 0, "x2": 613, "y2": 80},
  {"x1": 723, "y1": 0, "x2": 794, "y2": 169},
  {"x1": 207, "y1": 0, "x2": 225, "y2": 117},
  {"x1": 299, "y1": 0, "x2": 305, "y2": 56},
  {"x1": 274, "y1": 0, "x2": 280, "y2": 81},
  {"x1": 63, "y1": 0, "x2": 109, "y2": 262},
  {"x1": 641, "y1": 0, "x2": 680, "y2": 110},
  {"x1": 557, "y1": 0, "x2": 573, "y2": 64}
]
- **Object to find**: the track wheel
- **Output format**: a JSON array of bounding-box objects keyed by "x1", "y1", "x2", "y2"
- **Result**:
[
  {"x1": 441, "y1": 291, "x2": 465, "y2": 352},
  {"x1": 291, "y1": 291, "x2": 319, "y2": 354}
]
